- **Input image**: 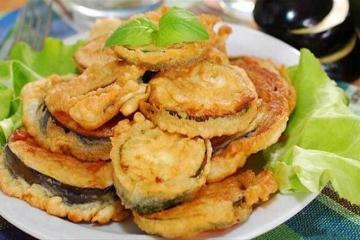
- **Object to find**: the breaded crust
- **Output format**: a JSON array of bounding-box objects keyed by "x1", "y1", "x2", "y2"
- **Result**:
[
  {"x1": 134, "y1": 170, "x2": 277, "y2": 238},
  {"x1": 74, "y1": 35, "x2": 118, "y2": 72},
  {"x1": 21, "y1": 78, "x2": 112, "y2": 161},
  {"x1": 148, "y1": 62, "x2": 256, "y2": 117},
  {"x1": 112, "y1": 9, "x2": 221, "y2": 71},
  {"x1": 208, "y1": 56, "x2": 296, "y2": 182},
  {"x1": 0, "y1": 150, "x2": 129, "y2": 224},
  {"x1": 45, "y1": 62, "x2": 147, "y2": 130},
  {"x1": 111, "y1": 113, "x2": 212, "y2": 213},
  {"x1": 74, "y1": 19, "x2": 121, "y2": 71},
  {"x1": 140, "y1": 100, "x2": 259, "y2": 139},
  {"x1": 140, "y1": 61, "x2": 259, "y2": 138},
  {"x1": 8, "y1": 139, "x2": 113, "y2": 189}
]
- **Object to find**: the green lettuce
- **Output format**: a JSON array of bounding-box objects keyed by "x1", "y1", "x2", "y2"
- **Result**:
[
  {"x1": 10, "y1": 37, "x2": 82, "y2": 76},
  {"x1": 0, "y1": 38, "x2": 81, "y2": 146},
  {"x1": 266, "y1": 49, "x2": 360, "y2": 204}
]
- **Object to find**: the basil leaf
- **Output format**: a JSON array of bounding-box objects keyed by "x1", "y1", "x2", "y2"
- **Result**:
[
  {"x1": 106, "y1": 17, "x2": 158, "y2": 47},
  {"x1": 156, "y1": 7, "x2": 209, "y2": 47}
]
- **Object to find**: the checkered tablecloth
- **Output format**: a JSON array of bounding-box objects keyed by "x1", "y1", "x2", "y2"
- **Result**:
[{"x1": 0, "y1": 3, "x2": 359, "y2": 240}]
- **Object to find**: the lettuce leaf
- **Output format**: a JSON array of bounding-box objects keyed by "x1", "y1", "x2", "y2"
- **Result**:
[
  {"x1": 0, "y1": 38, "x2": 81, "y2": 146},
  {"x1": 266, "y1": 49, "x2": 360, "y2": 204},
  {"x1": 10, "y1": 37, "x2": 82, "y2": 76}
]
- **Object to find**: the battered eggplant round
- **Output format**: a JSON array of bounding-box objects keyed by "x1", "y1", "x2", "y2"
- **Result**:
[
  {"x1": 45, "y1": 61, "x2": 148, "y2": 131},
  {"x1": 207, "y1": 56, "x2": 296, "y2": 182},
  {"x1": 133, "y1": 170, "x2": 277, "y2": 238},
  {"x1": 0, "y1": 139, "x2": 129, "y2": 224},
  {"x1": 112, "y1": 8, "x2": 221, "y2": 71},
  {"x1": 140, "y1": 61, "x2": 259, "y2": 138},
  {"x1": 74, "y1": 35, "x2": 118, "y2": 71},
  {"x1": 111, "y1": 113, "x2": 212, "y2": 214},
  {"x1": 22, "y1": 78, "x2": 112, "y2": 161}
]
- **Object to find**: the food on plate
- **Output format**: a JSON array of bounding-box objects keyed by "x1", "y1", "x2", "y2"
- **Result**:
[
  {"x1": 108, "y1": 7, "x2": 220, "y2": 70},
  {"x1": 45, "y1": 61, "x2": 148, "y2": 130},
  {"x1": 0, "y1": 133, "x2": 129, "y2": 223},
  {"x1": 74, "y1": 35, "x2": 118, "y2": 71},
  {"x1": 7, "y1": 5, "x2": 360, "y2": 239},
  {"x1": 134, "y1": 170, "x2": 277, "y2": 238},
  {"x1": 140, "y1": 61, "x2": 259, "y2": 138},
  {"x1": 74, "y1": 19, "x2": 121, "y2": 71},
  {"x1": 208, "y1": 56, "x2": 296, "y2": 182},
  {"x1": 111, "y1": 113, "x2": 211, "y2": 213},
  {"x1": 22, "y1": 77, "x2": 112, "y2": 161},
  {"x1": 90, "y1": 18, "x2": 122, "y2": 39}
]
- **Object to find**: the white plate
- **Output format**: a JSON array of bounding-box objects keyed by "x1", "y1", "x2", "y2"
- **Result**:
[{"x1": 0, "y1": 24, "x2": 317, "y2": 240}]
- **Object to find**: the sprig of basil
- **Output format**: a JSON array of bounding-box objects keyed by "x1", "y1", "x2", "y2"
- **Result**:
[
  {"x1": 156, "y1": 7, "x2": 209, "y2": 47},
  {"x1": 106, "y1": 17, "x2": 158, "y2": 47},
  {"x1": 106, "y1": 7, "x2": 209, "y2": 48}
]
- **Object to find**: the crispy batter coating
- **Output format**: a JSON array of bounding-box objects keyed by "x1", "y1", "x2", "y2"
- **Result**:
[
  {"x1": 140, "y1": 61, "x2": 259, "y2": 138},
  {"x1": 0, "y1": 145, "x2": 129, "y2": 224},
  {"x1": 90, "y1": 18, "x2": 122, "y2": 39},
  {"x1": 149, "y1": 61, "x2": 256, "y2": 117},
  {"x1": 134, "y1": 170, "x2": 278, "y2": 238},
  {"x1": 74, "y1": 35, "x2": 118, "y2": 71},
  {"x1": 74, "y1": 18, "x2": 122, "y2": 71},
  {"x1": 21, "y1": 77, "x2": 112, "y2": 161},
  {"x1": 75, "y1": 8, "x2": 231, "y2": 71},
  {"x1": 45, "y1": 61, "x2": 148, "y2": 130},
  {"x1": 8, "y1": 139, "x2": 113, "y2": 189},
  {"x1": 207, "y1": 56, "x2": 296, "y2": 182},
  {"x1": 111, "y1": 113, "x2": 212, "y2": 213},
  {"x1": 112, "y1": 8, "x2": 221, "y2": 70}
]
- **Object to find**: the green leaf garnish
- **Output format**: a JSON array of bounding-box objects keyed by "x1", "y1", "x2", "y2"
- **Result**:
[
  {"x1": 105, "y1": 7, "x2": 209, "y2": 48},
  {"x1": 10, "y1": 37, "x2": 82, "y2": 76},
  {"x1": 0, "y1": 38, "x2": 82, "y2": 147},
  {"x1": 156, "y1": 7, "x2": 209, "y2": 47},
  {"x1": 106, "y1": 17, "x2": 158, "y2": 47},
  {"x1": 265, "y1": 49, "x2": 360, "y2": 204}
]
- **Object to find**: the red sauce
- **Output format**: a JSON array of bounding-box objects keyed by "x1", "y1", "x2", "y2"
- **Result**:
[{"x1": 9, "y1": 129, "x2": 30, "y2": 142}]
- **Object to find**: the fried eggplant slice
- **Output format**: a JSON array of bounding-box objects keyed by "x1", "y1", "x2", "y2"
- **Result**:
[
  {"x1": 74, "y1": 19, "x2": 122, "y2": 71},
  {"x1": 22, "y1": 77, "x2": 112, "y2": 161},
  {"x1": 134, "y1": 170, "x2": 278, "y2": 238},
  {"x1": 140, "y1": 61, "x2": 259, "y2": 138},
  {"x1": 111, "y1": 113, "x2": 212, "y2": 214},
  {"x1": 112, "y1": 8, "x2": 221, "y2": 70},
  {"x1": 0, "y1": 138, "x2": 129, "y2": 223},
  {"x1": 90, "y1": 18, "x2": 122, "y2": 39},
  {"x1": 45, "y1": 61, "x2": 148, "y2": 130},
  {"x1": 74, "y1": 35, "x2": 118, "y2": 71},
  {"x1": 207, "y1": 56, "x2": 296, "y2": 182}
]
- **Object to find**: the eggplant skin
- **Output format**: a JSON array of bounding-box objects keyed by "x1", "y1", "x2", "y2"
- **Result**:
[
  {"x1": 323, "y1": 37, "x2": 360, "y2": 82},
  {"x1": 3, "y1": 144, "x2": 115, "y2": 204},
  {"x1": 0, "y1": 149, "x2": 129, "y2": 224},
  {"x1": 254, "y1": 0, "x2": 354, "y2": 56},
  {"x1": 254, "y1": 0, "x2": 333, "y2": 30},
  {"x1": 111, "y1": 114, "x2": 212, "y2": 214},
  {"x1": 21, "y1": 79, "x2": 112, "y2": 161},
  {"x1": 133, "y1": 170, "x2": 278, "y2": 239},
  {"x1": 287, "y1": 16, "x2": 355, "y2": 57}
]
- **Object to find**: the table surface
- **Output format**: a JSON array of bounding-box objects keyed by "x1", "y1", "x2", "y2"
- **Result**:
[{"x1": 0, "y1": 1, "x2": 360, "y2": 240}]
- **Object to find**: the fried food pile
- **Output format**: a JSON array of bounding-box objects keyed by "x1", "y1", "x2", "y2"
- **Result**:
[{"x1": 0, "y1": 7, "x2": 295, "y2": 238}]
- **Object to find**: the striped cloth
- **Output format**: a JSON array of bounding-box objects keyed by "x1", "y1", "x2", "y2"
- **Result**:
[{"x1": 0, "y1": 6, "x2": 359, "y2": 240}]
